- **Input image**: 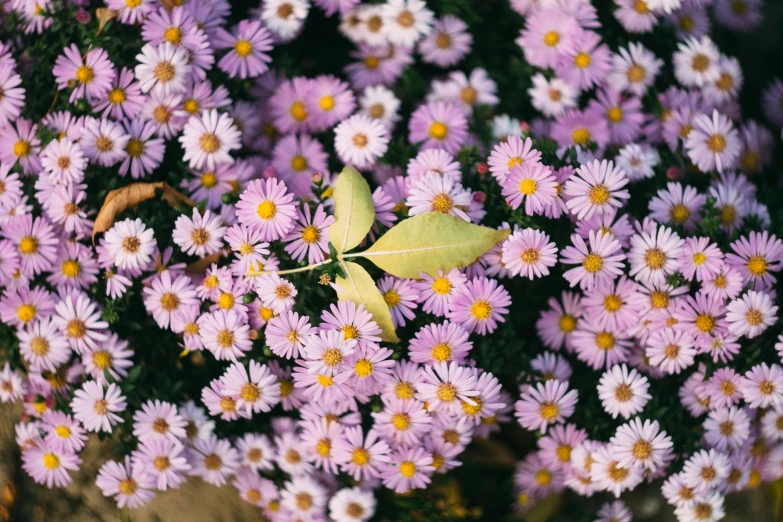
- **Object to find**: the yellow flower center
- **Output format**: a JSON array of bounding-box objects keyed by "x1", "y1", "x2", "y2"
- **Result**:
[
  {"x1": 607, "y1": 107, "x2": 624, "y2": 123},
  {"x1": 435, "y1": 32, "x2": 451, "y2": 49},
  {"x1": 604, "y1": 294, "x2": 622, "y2": 312},
  {"x1": 289, "y1": 101, "x2": 307, "y2": 121},
  {"x1": 432, "y1": 277, "x2": 451, "y2": 295},
  {"x1": 93, "y1": 350, "x2": 113, "y2": 370},
  {"x1": 745, "y1": 309, "x2": 763, "y2": 326},
  {"x1": 154, "y1": 62, "x2": 176, "y2": 82},
  {"x1": 645, "y1": 248, "x2": 666, "y2": 270},
  {"x1": 559, "y1": 314, "x2": 577, "y2": 333},
  {"x1": 164, "y1": 26, "x2": 182, "y2": 44},
  {"x1": 383, "y1": 289, "x2": 401, "y2": 307},
  {"x1": 707, "y1": 134, "x2": 726, "y2": 153},
  {"x1": 695, "y1": 314, "x2": 715, "y2": 333},
  {"x1": 574, "y1": 52, "x2": 591, "y2": 68},
  {"x1": 75, "y1": 65, "x2": 94, "y2": 84},
  {"x1": 319, "y1": 95, "x2": 335, "y2": 111},
  {"x1": 539, "y1": 401, "x2": 559, "y2": 420},
  {"x1": 218, "y1": 292, "x2": 234, "y2": 309},
  {"x1": 747, "y1": 256, "x2": 767, "y2": 276},
  {"x1": 429, "y1": 121, "x2": 448, "y2": 140},
  {"x1": 355, "y1": 359, "x2": 373, "y2": 378},
  {"x1": 691, "y1": 54, "x2": 710, "y2": 72},
  {"x1": 583, "y1": 253, "x2": 604, "y2": 273},
  {"x1": 470, "y1": 300, "x2": 492, "y2": 320},
  {"x1": 66, "y1": 319, "x2": 86, "y2": 339},
  {"x1": 543, "y1": 31, "x2": 560, "y2": 47},
  {"x1": 290, "y1": 154, "x2": 308, "y2": 171},
  {"x1": 160, "y1": 292, "x2": 180, "y2": 312},
  {"x1": 200, "y1": 133, "x2": 221, "y2": 153},
  {"x1": 184, "y1": 98, "x2": 200, "y2": 114},
  {"x1": 391, "y1": 413, "x2": 410, "y2": 431},
  {"x1": 395, "y1": 382, "x2": 415, "y2": 400},
  {"x1": 17, "y1": 304, "x2": 36, "y2": 323},
  {"x1": 535, "y1": 470, "x2": 552, "y2": 486},
  {"x1": 519, "y1": 178, "x2": 537, "y2": 196},
  {"x1": 627, "y1": 64, "x2": 646, "y2": 83},
  {"x1": 19, "y1": 236, "x2": 38, "y2": 254},
  {"x1": 108, "y1": 88, "x2": 126, "y2": 104},
  {"x1": 399, "y1": 461, "x2": 417, "y2": 478},
  {"x1": 234, "y1": 40, "x2": 253, "y2": 58},
  {"x1": 43, "y1": 453, "x2": 60, "y2": 470},
  {"x1": 257, "y1": 201, "x2": 277, "y2": 220},
  {"x1": 13, "y1": 140, "x2": 30, "y2": 158},
  {"x1": 595, "y1": 331, "x2": 615, "y2": 350}
]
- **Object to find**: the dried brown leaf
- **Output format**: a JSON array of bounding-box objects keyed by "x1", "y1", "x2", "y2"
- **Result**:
[
  {"x1": 95, "y1": 8, "x2": 118, "y2": 32},
  {"x1": 92, "y1": 182, "x2": 196, "y2": 242},
  {"x1": 185, "y1": 251, "x2": 225, "y2": 274}
]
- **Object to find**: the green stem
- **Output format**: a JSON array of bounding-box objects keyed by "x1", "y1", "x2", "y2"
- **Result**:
[
  {"x1": 247, "y1": 259, "x2": 331, "y2": 276},
  {"x1": 118, "y1": 507, "x2": 130, "y2": 522}
]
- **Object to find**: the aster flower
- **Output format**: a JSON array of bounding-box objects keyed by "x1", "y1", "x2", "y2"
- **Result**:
[
  {"x1": 615, "y1": 143, "x2": 660, "y2": 181},
  {"x1": 536, "y1": 292, "x2": 583, "y2": 352},
  {"x1": 321, "y1": 300, "x2": 383, "y2": 344},
  {"x1": 7, "y1": 214, "x2": 59, "y2": 277},
  {"x1": 40, "y1": 138, "x2": 87, "y2": 184},
  {"x1": 646, "y1": 329, "x2": 696, "y2": 374},
  {"x1": 564, "y1": 160, "x2": 629, "y2": 220},
  {"x1": 132, "y1": 400, "x2": 187, "y2": 443},
  {"x1": 83, "y1": 333, "x2": 134, "y2": 384},
  {"x1": 53, "y1": 292, "x2": 108, "y2": 354},
  {"x1": 381, "y1": 446, "x2": 435, "y2": 493},
  {"x1": 502, "y1": 161, "x2": 557, "y2": 215},
  {"x1": 0, "y1": 118, "x2": 41, "y2": 173},
  {"x1": 120, "y1": 120, "x2": 165, "y2": 179},
  {"x1": 0, "y1": 64, "x2": 24, "y2": 127},
  {"x1": 372, "y1": 397, "x2": 432, "y2": 445},
  {"x1": 265, "y1": 310, "x2": 315, "y2": 359},
  {"x1": 329, "y1": 487, "x2": 376, "y2": 522},
  {"x1": 235, "y1": 178, "x2": 298, "y2": 242},
  {"x1": 448, "y1": 277, "x2": 511, "y2": 335},
  {"x1": 674, "y1": 36, "x2": 720, "y2": 87},
  {"x1": 516, "y1": 8, "x2": 579, "y2": 69},
  {"x1": 220, "y1": 361, "x2": 280, "y2": 415},
  {"x1": 81, "y1": 117, "x2": 130, "y2": 167},
  {"x1": 515, "y1": 379, "x2": 578, "y2": 432},
  {"x1": 358, "y1": 85, "x2": 401, "y2": 128},
  {"x1": 408, "y1": 101, "x2": 468, "y2": 155},
  {"x1": 608, "y1": 43, "x2": 663, "y2": 96},
  {"x1": 551, "y1": 109, "x2": 610, "y2": 149},
  {"x1": 22, "y1": 441, "x2": 82, "y2": 488},
  {"x1": 685, "y1": 110, "x2": 741, "y2": 173},
  {"x1": 376, "y1": 276, "x2": 418, "y2": 327},
  {"x1": 739, "y1": 363, "x2": 783, "y2": 409},
  {"x1": 70, "y1": 380, "x2": 126, "y2": 433},
  {"x1": 414, "y1": 269, "x2": 466, "y2": 317},
  {"x1": 611, "y1": 417, "x2": 673, "y2": 472},
  {"x1": 41, "y1": 411, "x2": 86, "y2": 454},
  {"x1": 280, "y1": 475, "x2": 328, "y2": 520},
  {"x1": 135, "y1": 42, "x2": 191, "y2": 96},
  {"x1": 92, "y1": 67, "x2": 144, "y2": 121},
  {"x1": 597, "y1": 364, "x2": 650, "y2": 419},
  {"x1": 419, "y1": 15, "x2": 471, "y2": 67},
  {"x1": 406, "y1": 173, "x2": 472, "y2": 222},
  {"x1": 307, "y1": 74, "x2": 357, "y2": 130},
  {"x1": 554, "y1": 29, "x2": 612, "y2": 91},
  {"x1": 725, "y1": 231, "x2": 783, "y2": 291},
  {"x1": 334, "y1": 114, "x2": 389, "y2": 170},
  {"x1": 529, "y1": 73, "x2": 579, "y2": 118},
  {"x1": 501, "y1": 228, "x2": 558, "y2": 280},
  {"x1": 628, "y1": 223, "x2": 684, "y2": 286},
  {"x1": 272, "y1": 134, "x2": 328, "y2": 198},
  {"x1": 53, "y1": 45, "x2": 116, "y2": 102},
  {"x1": 674, "y1": 491, "x2": 725, "y2": 522},
  {"x1": 261, "y1": 0, "x2": 310, "y2": 40},
  {"x1": 131, "y1": 438, "x2": 191, "y2": 491},
  {"x1": 681, "y1": 448, "x2": 731, "y2": 490},
  {"x1": 172, "y1": 208, "x2": 226, "y2": 257},
  {"x1": 18, "y1": 318, "x2": 71, "y2": 373},
  {"x1": 199, "y1": 309, "x2": 252, "y2": 361},
  {"x1": 180, "y1": 109, "x2": 241, "y2": 171},
  {"x1": 96, "y1": 457, "x2": 156, "y2": 508},
  {"x1": 726, "y1": 290, "x2": 777, "y2": 339},
  {"x1": 190, "y1": 435, "x2": 241, "y2": 486},
  {"x1": 142, "y1": 271, "x2": 199, "y2": 329},
  {"x1": 215, "y1": 20, "x2": 273, "y2": 79},
  {"x1": 589, "y1": 445, "x2": 643, "y2": 498},
  {"x1": 704, "y1": 407, "x2": 750, "y2": 452}
]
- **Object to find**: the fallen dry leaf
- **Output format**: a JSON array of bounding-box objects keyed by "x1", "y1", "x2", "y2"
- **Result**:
[
  {"x1": 185, "y1": 251, "x2": 226, "y2": 274},
  {"x1": 95, "y1": 8, "x2": 118, "y2": 33},
  {"x1": 92, "y1": 182, "x2": 196, "y2": 242}
]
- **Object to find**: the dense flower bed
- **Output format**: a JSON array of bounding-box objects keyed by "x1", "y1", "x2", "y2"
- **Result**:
[{"x1": 0, "y1": 0, "x2": 782, "y2": 521}]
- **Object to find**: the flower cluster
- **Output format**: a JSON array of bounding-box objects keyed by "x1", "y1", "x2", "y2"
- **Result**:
[{"x1": 0, "y1": 0, "x2": 782, "y2": 521}]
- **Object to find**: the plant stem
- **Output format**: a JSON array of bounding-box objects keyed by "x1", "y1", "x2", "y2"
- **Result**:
[
  {"x1": 247, "y1": 259, "x2": 331, "y2": 276},
  {"x1": 118, "y1": 507, "x2": 130, "y2": 522}
]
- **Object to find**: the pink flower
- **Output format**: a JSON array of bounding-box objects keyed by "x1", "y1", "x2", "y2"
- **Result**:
[
  {"x1": 515, "y1": 379, "x2": 578, "y2": 432},
  {"x1": 448, "y1": 277, "x2": 511, "y2": 335},
  {"x1": 564, "y1": 159, "x2": 629, "y2": 220},
  {"x1": 408, "y1": 101, "x2": 468, "y2": 154}
]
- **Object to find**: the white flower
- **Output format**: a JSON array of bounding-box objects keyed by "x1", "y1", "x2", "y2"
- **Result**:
[
  {"x1": 179, "y1": 109, "x2": 241, "y2": 171},
  {"x1": 104, "y1": 218, "x2": 157, "y2": 270},
  {"x1": 334, "y1": 114, "x2": 389, "y2": 170},
  {"x1": 135, "y1": 42, "x2": 191, "y2": 96}
]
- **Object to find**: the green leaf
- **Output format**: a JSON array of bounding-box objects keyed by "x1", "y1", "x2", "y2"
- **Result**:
[
  {"x1": 328, "y1": 166, "x2": 375, "y2": 254},
  {"x1": 356, "y1": 213, "x2": 510, "y2": 279},
  {"x1": 335, "y1": 261, "x2": 399, "y2": 343}
]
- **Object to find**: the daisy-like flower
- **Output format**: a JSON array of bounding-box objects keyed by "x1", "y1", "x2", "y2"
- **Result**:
[
  {"x1": 414, "y1": 269, "x2": 466, "y2": 317},
  {"x1": 280, "y1": 475, "x2": 328, "y2": 520},
  {"x1": 304, "y1": 329, "x2": 357, "y2": 377},
  {"x1": 516, "y1": 8, "x2": 579, "y2": 69},
  {"x1": 564, "y1": 159, "x2": 629, "y2": 220},
  {"x1": 321, "y1": 300, "x2": 383, "y2": 344},
  {"x1": 308, "y1": 74, "x2": 357, "y2": 130},
  {"x1": 22, "y1": 441, "x2": 82, "y2": 488},
  {"x1": 96, "y1": 457, "x2": 156, "y2": 509},
  {"x1": 449, "y1": 277, "x2": 512, "y2": 335},
  {"x1": 597, "y1": 364, "x2": 650, "y2": 419},
  {"x1": 646, "y1": 329, "x2": 696, "y2": 374},
  {"x1": 460, "y1": 369, "x2": 505, "y2": 424},
  {"x1": 256, "y1": 273, "x2": 297, "y2": 313},
  {"x1": 265, "y1": 310, "x2": 315, "y2": 359},
  {"x1": 274, "y1": 431, "x2": 314, "y2": 476},
  {"x1": 92, "y1": 67, "x2": 144, "y2": 121},
  {"x1": 53, "y1": 292, "x2": 108, "y2": 354},
  {"x1": 381, "y1": 446, "x2": 435, "y2": 494},
  {"x1": 537, "y1": 423, "x2": 587, "y2": 468},
  {"x1": 725, "y1": 231, "x2": 783, "y2": 291},
  {"x1": 561, "y1": 230, "x2": 625, "y2": 291},
  {"x1": 572, "y1": 324, "x2": 632, "y2": 370},
  {"x1": 501, "y1": 228, "x2": 558, "y2": 280},
  {"x1": 190, "y1": 435, "x2": 241, "y2": 487},
  {"x1": 261, "y1": 0, "x2": 310, "y2": 40},
  {"x1": 590, "y1": 445, "x2": 643, "y2": 498},
  {"x1": 131, "y1": 438, "x2": 191, "y2": 491},
  {"x1": 502, "y1": 162, "x2": 557, "y2": 215},
  {"x1": 615, "y1": 143, "x2": 659, "y2": 182},
  {"x1": 582, "y1": 276, "x2": 642, "y2": 331},
  {"x1": 358, "y1": 85, "x2": 401, "y2": 128},
  {"x1": 611, "y1": 418, "x2": 673, "y2": 472},
  {"x1": 536, "y1": 292, "x2": 582, "y2": 352},
  {"x1": 0, "y1": 118, "x2": 41, "y2": 173},
  {"x1": 678, "y1": 237, "x2": 723, "y2": 283},
  {"x1": 221, "y1": 361, "x2": 280, "y2": 415},
  {"x1": 107, "y1": 0, "x2": 153, "y2": 24},
  {"x1": 81, "y1": 117, "x2": 129, "y2": 167},
  {"x1": 235, "y1": 178, "x2": 297, "y2": 242},
  {"x1": 334, "y1": 114, "x2": 389, "y2": 170},
  {"x1": 272, "y1": 134, "x2": 327, "y2": 198},
  {"x1": 628, "y1": 224, "x2": 684, "y2": 286},
  {"x1": 408, "y1": 101, "x2": 468, "y2": 155},
  {"x1": 681, "y1": 449, "x2": 731, "y2": 490},
  {"x1": 0, "y1": 363, "x2": 24, "y2": 403},
  {"x1": 225, "y1": 224, "x2": 270, "y2": 275},
  {"x1": 554, "y1": 29, "x2": 612, "y2": 91},
  {"x1": 417, "y1": 361, "x2": 478, "y2": 415},
  {"x1": 41, "y1": 411, "x2": 86, "y2": 454},
  {"x1": 406, "y1": 173, "x2": 472, "y2": 222},
  {"x1": 685, "y1": 110, "x2": 741, "y2": 173},
  {"x1": 70, "y1": 380, "x2": 126, "y2": 433},
  {"x1": 301, "y1": 418, "x2": 342, "y2": 473},
  {"x1": 172, "y1": 208, "x2": 226, "y2": 257},
  {"x1": 120, "y1": 120, "x2": 165, "y2": 179},
  {"x1": 704, "y1": 407, "x2": 750, "y2": 452},
  {"x1": 674, "y1": 36, "x2": 720, "y2": 87},
  {"x1": 52, "y1": 45, "x2": 115, "y2": 102},
  {"x1": 409, "y1": 321, "x2": 472, "y2": 366},
  {"x1": 142, "y1": 271, "x2": 199, "y2": 329},
  {"x1": 40, "y1": 138, "x2": 87, "y2": 184},
  {"x1": 648, "y1": 182, "x2": 706, "y2": 232},
  {"x1": 372, "y1": 397, "x2": 432, "y2": 445},
  {"x1": 726, "y1": 290, "x2": 777, "y2": 339},
  {"x1": 0, "y1": 64, "x2": 24, "y2": 127},
  {"x1": 515, "y1": 379, "x2": 578, "y2": 433},
  {"x1": 329, "y1": 487, "x2": 376, "y2": 522},
  {"x1": 674, "y1": 491, "x2": 725, "y2": 522},
  {"x1": 132, "y1": 400, "x2": 186, "y2": 443},
  {"x1": 739, "y1": 363, "x2": 783, "y2": 409},
  {"x1": 180, "y1": 109, "x2": 241, "y2": 171},
  {"x1": 529, "y1": 73, "x2": 578, "y2": 118},
  {"x1": 6, "y1": 215, "x2": 59, "y2": 277},
  {"x1": 236, "y1": 433, "x2": 276, "y2": 472},
  {"x1": 607, "y1": 43, "x2": 663, "y2": 96},
  {"x1": 83, "y1": 333, "x2": 133, "y2": 383},
  {"x1": 488, "y1": 136, "x2": 542, "y2": 182},
  {"x1": 377, "y1": 276, "x2": 419, "y2": 328},
  {"x1": 199, "y1": 309, "x2": 252, "y2": 361},
  {"x1": 135, "y1": 43, "x2": 191, "y2": 96},
  {"x1": 333, "y1": 426, "x2": 391, "y2": 481},
  {"x1": 18, "y1": 318, "x2": 70, "y2": 373},
  {"x1": 381, "y1": 0, "x2": 433, "y2": 46},
  {"x1": 215, "y1": 20, "x2": 273, "y2": 79},
  {"x1": 418, "y1": 15, "x2": 471, "y2": 67}
]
